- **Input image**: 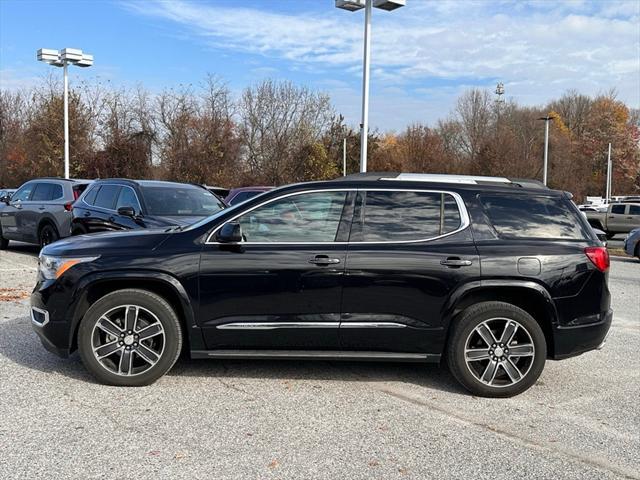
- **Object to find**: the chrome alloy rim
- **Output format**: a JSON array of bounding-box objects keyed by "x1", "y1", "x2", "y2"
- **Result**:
[
  {"x1": 464, "y1": 317, "x2": 535, "y2": 388},
  {"x1": 91, "y1": 305, "x2": 165, "y2": 377}
]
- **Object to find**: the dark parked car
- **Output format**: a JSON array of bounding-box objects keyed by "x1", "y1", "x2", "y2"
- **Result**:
[
  {"x1": 225, "y1": 186, "x2": 273, "y2": 206},
  {"x1": 0, "y1": 178, "x2": 90, "y2": 249},
  {"x1": 71, "y1": 179, "x2": 226, "y2": 235},
  {"x1": 0, "y1": 188, "x2": 16, "y2": 203},
  {"x1": 31, "y1": 173, "x2": 611, "y2": 397},
  {"x1": 624, "y1": 227, "x2": 640, "y2": 260}
]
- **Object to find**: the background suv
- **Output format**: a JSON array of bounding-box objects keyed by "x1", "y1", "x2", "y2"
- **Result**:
[
  {"x1": 31, "y1": 173, "x2": 611, "y2": 397},
  {"x1": 71, "y1": 179, "x2": 226, "y2": 235},
  {"x1": 0, "y1": 178, "x2": 90, "y2": 249}
]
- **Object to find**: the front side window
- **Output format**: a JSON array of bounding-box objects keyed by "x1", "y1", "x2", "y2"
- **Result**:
[
  {"x1": 353, "y1": 191, "x2": 462, "y2": 242},
  {"x1": 235, "y1": 191, "x2": 347, "y2": 243},
  {"x1": 115, "y1": 187, "x2": 142, "y2": 214},
  {"x1": 480, "y1": 194, "x2": 590, "y2": 240},
  {"x1": 611, "y1": 204, "x2": 626, "y2": 214},
  {"x1": 12, "y1": 183, "x2": 34, "y2": 202}
]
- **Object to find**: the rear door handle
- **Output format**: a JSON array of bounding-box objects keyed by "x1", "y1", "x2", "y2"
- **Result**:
[
  {"x1": 84, "y1": 211, "x2": 91, "y2": 217},
  {"x1": 309, "y1": 255, "x2": 341, "y2": 265},
  {"x1": 441, "y1": 258, "x2": 472, "y2": 268}
]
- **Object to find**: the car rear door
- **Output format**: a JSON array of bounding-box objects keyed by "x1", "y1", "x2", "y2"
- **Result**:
[
  {"x1": 198, "y1": 189, "x2": 354, "y2": 351},
  {"x1": 339, "y1": 189, "x2": 480, "y2": 354},
  {"x1": 625, "y1": 205, "x2": 640, "y2": 232}
]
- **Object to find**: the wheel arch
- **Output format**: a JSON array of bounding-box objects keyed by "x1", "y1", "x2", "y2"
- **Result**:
[
  {"x1": 443, "y1": 281, "x2": 558, "y2": 358},
  {"x1": 69, "y1": 271, "x2": 202, "y2": 354},
  {"x1": 37, "y1": 215, "x2": 61, "y2": 237}
]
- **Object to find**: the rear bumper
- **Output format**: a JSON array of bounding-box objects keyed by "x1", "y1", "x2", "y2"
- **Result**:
[{"x1": 552, "y1": 309, "x2": 613, "y2": 360}]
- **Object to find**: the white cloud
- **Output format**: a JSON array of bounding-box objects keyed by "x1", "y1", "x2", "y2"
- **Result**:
[{"x1": 118, "y1": 1, "x2": 640, "y2": 128}]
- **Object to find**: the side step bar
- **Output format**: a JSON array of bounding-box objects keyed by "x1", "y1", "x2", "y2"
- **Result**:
[{"x1": 191, "y1": 349, "x2": 440, "y2": 363}]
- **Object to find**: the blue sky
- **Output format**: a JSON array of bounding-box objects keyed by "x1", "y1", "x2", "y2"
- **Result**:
[{"x1": 1, "y1": 0, "x2": 638, "y2": 130}]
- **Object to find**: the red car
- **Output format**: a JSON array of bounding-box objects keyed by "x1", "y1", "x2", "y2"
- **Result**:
[{"x1": 225, "y1": 186, "x2": 273, "y2": 206}]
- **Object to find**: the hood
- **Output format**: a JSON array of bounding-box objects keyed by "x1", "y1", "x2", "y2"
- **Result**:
[{"x1": 42, "y1": 228, "x2": 170, "y2": 257}]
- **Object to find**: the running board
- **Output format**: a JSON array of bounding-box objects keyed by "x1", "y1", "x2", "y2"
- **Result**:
[{"x1": 191, "y1": 349, "x2": 440, "y2": 363}]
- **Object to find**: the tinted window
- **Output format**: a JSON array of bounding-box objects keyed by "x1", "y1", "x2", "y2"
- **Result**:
[
  {"x1": 629, "y1": 205, "x2": 640, "y2": 215},
  {"x1": 141, "y1": 186, "x2": 225, "y2": 216},
  {"x1": 83, "y1": 185, "x2": 99, "y2": 205},
  {"x1": 94, "y1": 185, "x2": 122, "y2": 210},
  {"x1": 115, "y1": 187, "x2": 142, "y2": 214},
  {"x1": 611, "y1": 205, "x2": 626, "y2": 214},
  {"x1": 51, "y1": 184, "x2": 63, "y2": 200},
  {"x1": 12, "y1": 184, "x2": 34, "y2": 202},
  {"x1": 230, "y1": 191, "x2": 260, "y2": 205},
  {"x1": 480, "y1": 195, "x2": 589, "y2": 240},
  {"x1": 236, "y1": 191, "x2": 347, "y2": 242},
  {"x1": 355, "y1": 191, "x2": 461, "y2": 242},
  {"x1": 31, "y1": 183, "x2": 54, "y2": 201}
]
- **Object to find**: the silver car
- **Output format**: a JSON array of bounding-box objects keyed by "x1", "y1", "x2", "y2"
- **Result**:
[
  {"x1": 624, "y1": 227, "x2": 640, "y2": 260},
  {"x1": 0, "y1": 178, "x2": 91, "y2": 249}
]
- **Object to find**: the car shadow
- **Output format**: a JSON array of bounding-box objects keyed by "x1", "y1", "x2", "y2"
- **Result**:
[
  {"x1": 5, "y1": 241, "x2": 40, "y2": 257},
  {"x1": 0, "y1": 314, "x2": 465, "y2": 395}
]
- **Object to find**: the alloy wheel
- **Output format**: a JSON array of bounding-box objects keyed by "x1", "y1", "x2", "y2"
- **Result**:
[
  {"x1": 91, "y1": 305, "x2": 166, "y2": 377},
  {"x1": 464, "y1": 317, "x2": 535, "y2": 388}
]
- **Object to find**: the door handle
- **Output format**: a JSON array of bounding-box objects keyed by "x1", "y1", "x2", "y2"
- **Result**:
[
  {"x1": 38, "y1": 207, "x2": 45, "y2": 211},
  {"x1": 109, "y1": 216, "x2": 115, "y2": 222},
  {"x1": 84, "y1": 211, "x2": 91, "y2": 217},
  {"x1": 441, "y1": 257, "x2": 472, "y2": 268},
  {"x1": 308, "y1": 255, "x2": 341, "y2": 265}
]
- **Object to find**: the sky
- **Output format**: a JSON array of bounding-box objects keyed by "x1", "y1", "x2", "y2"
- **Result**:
[{"x1": 0, "y1": 0, "x2": 638, "y2": 130}]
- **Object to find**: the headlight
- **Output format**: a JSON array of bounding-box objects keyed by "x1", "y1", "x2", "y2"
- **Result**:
[{"x1": 38, "y1": 254, "x2": 99, "y2": 280}]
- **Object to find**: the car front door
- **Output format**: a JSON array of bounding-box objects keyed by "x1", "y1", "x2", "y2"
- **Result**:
[
  {"x1": 198, "y1": 189, "x2": 354, "y2": 351},
  {"x1": 1, "y1": 182, "x2": 36, "y2": 241},
  {"x1": 340, "y1": 189, "x2": 480, "y2": 355},
  {"x1": 113, "y1": 186, "x2": 143, "y2": 230},
  {"x1": 607, "y1": 204, "x2": 627, "y2": 233}
]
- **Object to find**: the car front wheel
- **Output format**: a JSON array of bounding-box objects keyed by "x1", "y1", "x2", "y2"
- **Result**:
[
  {"x1": 78, "y1": 289, "x2": 183, "y2": 386},
  {"x1": 447, "y1": 301, "x2": 546, "y2": 398}
]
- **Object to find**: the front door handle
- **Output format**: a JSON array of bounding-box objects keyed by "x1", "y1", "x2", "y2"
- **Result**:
[
  {"x1": 309, "y1": 255, "x2": 341, "y2": 265},
  {"x1": 84, "y1": 211, "x2": 91, "y2": 217},
  {"x1": 38, "y1": 206, "x2": 45, "y2": 211},
  {"x1": 441, "y1": 257, "x2": 472, "y2": 268}
]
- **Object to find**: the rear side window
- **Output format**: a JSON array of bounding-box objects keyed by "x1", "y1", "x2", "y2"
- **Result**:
[
  {"x1": 31, "y1": 183, "x2": 54, "y2": 201},
  {"x1": 354, "y1": 191, "x2": 462, "y2": 242},
  {"x1": 480, "y1": 194, "x2": 590, "y2": 240},
  {"x1": 611, "y1": 205, "x2": 626, "y2": 214},
  {"x1": 629, "y1": 205, "x2": 640, "y2": 215},
  {"x1": 230, "y1": 191, "x2": 260, "y2": 205},
  {"x1": 93, "y1": 185, "x2": 122, "y2": 210}
]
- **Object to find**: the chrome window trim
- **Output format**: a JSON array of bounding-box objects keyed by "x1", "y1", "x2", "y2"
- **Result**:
[
  {"x1": 205, "y1": 188, "x2": 470, "y2": 245},
  {"x1": 340, "y1": 322, "x2": 407, "y2": 329},
  {"x1": 217, "y1": 322, "x2": 340, "y2": 330},
  {"x1": 30, "y1": 306, "x2": 50, "y2": 327},
  {"x1": 81, "y1": 184, "x2": 142, "y2": 215}
]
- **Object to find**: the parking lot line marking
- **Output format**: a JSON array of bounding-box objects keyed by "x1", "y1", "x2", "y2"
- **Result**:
[{"x1": 378, "y1": 386, "x2": 640, "y2": 480}]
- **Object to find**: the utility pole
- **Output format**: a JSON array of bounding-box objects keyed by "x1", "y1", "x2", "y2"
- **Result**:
[
  {"x1": 606, "y1": 143, "x2": 612, "y2": 203},
  {"x1": 538, "y1": 115, "x2": 554, "y2": 186}
]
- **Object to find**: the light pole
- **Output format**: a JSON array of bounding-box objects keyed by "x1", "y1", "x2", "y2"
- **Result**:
[
  {"x1": 37, "y1": 48, "x2": 93, "y2": 179},
  {"x1": 538, "y1": 115, "x2": 555, "y2": 186},
  {"x1": 335, "y1": 0, "x2": 406, "y2": 173},
  {"x1": 605, "y1": 143, "x2": 612, "y2": 203}
]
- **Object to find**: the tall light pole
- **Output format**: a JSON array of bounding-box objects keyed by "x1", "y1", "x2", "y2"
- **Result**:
[
  {"x1": 538, "y1": 115, "x2": 555, "y2": 186},
  {"x1": 605, "y1": 142, "x2": 612, "y2": 203},
  {"x1": 37, "y1": 48, "x2": 93, "y2": 179},
  {"x1": 335, "y1": 0, "x2": 406, "y2": 173}
]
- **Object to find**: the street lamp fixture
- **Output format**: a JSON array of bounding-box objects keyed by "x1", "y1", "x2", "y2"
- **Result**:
[
  {"x1": 335, "y1": 0, "x2": 406, "y2": 173},
  {"x1": 37, "y1": 48, "x2": 93, "y2": 179}
]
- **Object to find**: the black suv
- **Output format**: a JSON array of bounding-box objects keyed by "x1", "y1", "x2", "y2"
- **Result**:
[
  {"x1": 30, "y1": 173, "x2": 612, "y2": 397},
  {"x1": 71, "y1": 179, "x2": 226, "y2": 235}
]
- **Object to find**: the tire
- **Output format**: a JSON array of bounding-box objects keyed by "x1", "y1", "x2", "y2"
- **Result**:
[
  {"x1": 635, "y1": 244, "x2": 640, "y2": 261},
  {"x1": 605, "y1": 232, "x2": 616, "y2": 240},
  {"x1": 39, "y1": 223, "x2": 59, "y2": 248},
  {"x1": 78, "y1": 289, "x2": 183, "y2": 386},
  {"x1": 0, "y1": 226, "x2": 8, "y2": 250},
  {"x1": 446, "y1": 301, "x2": 546, "y2": 398}
]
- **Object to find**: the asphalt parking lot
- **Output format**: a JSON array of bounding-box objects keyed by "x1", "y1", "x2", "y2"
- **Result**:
[{"x1": 0, "y1": 244, "x2": 638, "y2": 480}]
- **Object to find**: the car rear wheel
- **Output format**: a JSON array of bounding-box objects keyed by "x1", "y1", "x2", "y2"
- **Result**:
[
  {"x1": 78, "y1": 289, "x2": 183, "y2": 386},
  {"x1": 447, "y1": 301, "x2": 546, "y2": 398},
  {"x1": 39, "y1": 223, "x2": 59, "y2": 248}
]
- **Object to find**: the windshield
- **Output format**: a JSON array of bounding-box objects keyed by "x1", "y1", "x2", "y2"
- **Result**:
[{"x1": 141, "y1": 186, "x2": 225, "y2": 216}]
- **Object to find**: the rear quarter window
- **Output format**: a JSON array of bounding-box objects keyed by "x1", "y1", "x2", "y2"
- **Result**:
[{"x1": 480, "y1": 194, "x2": 590, "y2": 240}]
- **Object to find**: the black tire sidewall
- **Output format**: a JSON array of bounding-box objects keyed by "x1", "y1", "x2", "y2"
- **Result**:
[
  {"x1": 78, "y1": 289, "x2": 182, "y2": 386},
  {"x1": 39, "y1": 224, "x2": 59, "y2": 248},
  {"x1": 447, "y1": 301, "x2": 547, "y2": 398},
  {"x1": 0, "y1": 227, "x2": 8, "y2": 249}
]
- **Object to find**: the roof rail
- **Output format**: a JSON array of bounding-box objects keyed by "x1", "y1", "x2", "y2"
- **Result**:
[{"x1": 382, "y1": 173, "x2": 513, "y2": 185}]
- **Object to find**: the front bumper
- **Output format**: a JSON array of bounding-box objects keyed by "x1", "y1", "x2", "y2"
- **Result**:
[
  {"x1": 30, "y1": 287, "x2": 77, "y2": 358},
  {"x1": 552, "y1": 309, "x2": 613, "y2": 360}
]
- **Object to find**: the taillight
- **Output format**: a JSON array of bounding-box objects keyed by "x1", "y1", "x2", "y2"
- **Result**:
[
  {"x1": 584, "y1": 246, "x2": 609, "y2": 272},
  {"x1": 73, "y1": 189, "x2": 81, "y2": 200},
  {"x1": 64, "y1": 202, "x2": 74, "y2": 212}
]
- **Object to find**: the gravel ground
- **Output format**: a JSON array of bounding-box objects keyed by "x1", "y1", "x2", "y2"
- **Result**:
[{"x1": 0, "y1": 244, "x2": 638, "y2": 480}]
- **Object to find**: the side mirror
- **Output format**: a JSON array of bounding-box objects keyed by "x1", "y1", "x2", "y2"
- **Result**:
[
  {"x1": 0, "y1": 196, "x2": 9, "y2": 205},
  {"x1": 216, "y1": 222, "x2": 242, "y2": 243},
  {"x1": 117, "y1": 206, "x2": 136, "y2": 217}
]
